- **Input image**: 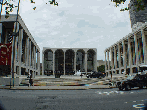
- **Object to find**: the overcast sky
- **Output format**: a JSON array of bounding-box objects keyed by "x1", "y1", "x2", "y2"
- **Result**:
[{"x1": 2, "y1": 0, "x2": 132, "y2": 63}]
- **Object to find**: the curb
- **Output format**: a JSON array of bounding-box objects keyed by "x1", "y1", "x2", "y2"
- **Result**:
[
  {"x1": 0, "y1": 86, "x2": 112, "y2": 90},
  {"x1": 110, "y1": 86, "x2": 117, "y2": 88},
  {"x1": 9, "y1": 88, "x2": 89, "y2": 90}
]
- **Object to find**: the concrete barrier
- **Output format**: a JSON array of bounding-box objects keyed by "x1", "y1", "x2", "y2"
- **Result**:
[{"x1": 0, "y1": 77, "x2": 21, "y2": 86}]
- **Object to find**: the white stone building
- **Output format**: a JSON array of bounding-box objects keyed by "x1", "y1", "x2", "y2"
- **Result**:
[
  {"x1": 105, "y1": 23, "x2": 147, "y2": 75},
  {"x1": 104, "y1": 1, "x2": 147, "y2": 75},
  {"x1": 42, "y1": 48, "x2": 97, "y2": 75},
  {"x1": 0, "y1": 14, "x2": 40, "y2": 77}
]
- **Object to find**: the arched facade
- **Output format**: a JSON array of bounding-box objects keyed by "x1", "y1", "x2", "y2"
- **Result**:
[
  {"x1": 55, "y1": 49, "x2": 64, "y2": 74},
  {"x1": 76, "y1": 49, "x2": 85, "y2": 72},
  {"x1": 65, "y1": 49, "x2": 74, "y2": 75},
  {"x1": 43, "y1": 49, "x2": 53, "y2": 75},
  {"x1": 87, "y1": 49, "x2": 96, "y2": 72},
  {"x1": 42, "y1": 48, "x2": 97, "y2": 75}
]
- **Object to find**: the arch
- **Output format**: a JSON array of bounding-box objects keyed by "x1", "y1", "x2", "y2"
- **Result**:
[
  {"x1": 116, "y1": 70, "x2": 119, "y2": 74},
  {"x1": 76, "y1": 49, "x2": 85, "y2": 72},
  {"x1": 126, "y1": 68, "x2": 130, "y2": 75},
  {"x1": 55, "y1": 49, "x2": 64, "y2": 74},
  {"x1": 121, "y1": 69, "x2": 124, "y2": 74},
  {"x1": 87, "y1": 49, "x2": 96, "y2": 72},
  {"x1": 44, "y1": 49, "x2": 53, "y2": 75},
  {"x1": 132, "y1": 67, "x2": 138, "y2": 73},
  {"x1": 65, "y1": 49, "x2": 75, "y2": 75}
]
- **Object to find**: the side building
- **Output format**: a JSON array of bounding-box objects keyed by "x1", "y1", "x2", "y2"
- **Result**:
[
  {"x1": 42, "y1": 48, "x2": 97, "y2": 75},
  {"x1": 0, "y1": 14, "x2": 40, "y2": 78},
  {"x1": 104, "y1": 23, "x2": 147, "y2": 75},
  {"x1": 105, "y1": 1, "x2": 147, "y2": 75}
]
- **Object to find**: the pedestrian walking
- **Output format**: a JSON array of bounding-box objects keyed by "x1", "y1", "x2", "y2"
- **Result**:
[
  {"x1": 29, "y1": 73, "x2": 33, "y2": 86},
  {"x1": 27, "y1": 72, "x2": 31, "y2": 78},
  {"x1": 111, "y1": 72, "x2": 112, "y2": 79},
  {"x1": 80, "y1": 73, "x2": 83, "y2": 78}
]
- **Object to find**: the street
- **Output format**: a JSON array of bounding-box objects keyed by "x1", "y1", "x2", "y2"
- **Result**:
[{"x1": 0, "y1": 88, "x2": 147, "y2": 110}]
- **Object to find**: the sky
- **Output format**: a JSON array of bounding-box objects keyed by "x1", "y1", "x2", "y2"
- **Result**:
[{"x1": 2, "y1": 0, "x2": 132, "y2": 63}]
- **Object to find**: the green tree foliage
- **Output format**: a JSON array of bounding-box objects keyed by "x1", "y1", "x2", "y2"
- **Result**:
[
  {"x1": 97, "y1": 65, "x2": 105, "y2": 72},
  {"x1": 111, "y1": 0, "x2": 147, "y2": 12},
  {"x1": 0, "y1": 0, "x2": 58, "y2": 16}
]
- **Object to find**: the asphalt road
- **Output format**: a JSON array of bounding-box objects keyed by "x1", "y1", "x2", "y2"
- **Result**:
[{"x1": 0, "y1": 88, "x2": 147, "y2": 110}]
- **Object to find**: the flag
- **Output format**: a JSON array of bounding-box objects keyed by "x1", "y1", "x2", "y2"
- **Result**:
[{"x1": 0, "y1": 43, "x2": 12, "y2": 65}]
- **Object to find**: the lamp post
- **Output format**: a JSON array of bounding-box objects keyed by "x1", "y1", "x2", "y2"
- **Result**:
[{"x1": 11, "y1": 0, "x2": 20, "y2": 88}]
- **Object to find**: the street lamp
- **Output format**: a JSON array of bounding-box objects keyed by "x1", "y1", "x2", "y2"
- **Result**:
[{"x1": 11, "y1": 0, "x2": 20, "y2": 88}]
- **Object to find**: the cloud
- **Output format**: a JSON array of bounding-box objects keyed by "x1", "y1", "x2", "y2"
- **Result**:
[
  {"x1": 75, "y1": 31, "x2": 84, "y2": 36},
  {"x1": 70, "y1": 38, "x2": 80, "y2": 45},
  {"x1": 58, "y1": 11, "x2": 65, "y2": 16},
  {"x1": 112, "y1": 21, "x2": 129, "y2": 28},
  {"x1": 16, "y1": 0, "x2": 132, "y2": 63}
]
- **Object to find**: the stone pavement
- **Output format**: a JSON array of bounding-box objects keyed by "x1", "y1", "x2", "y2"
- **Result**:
[{"x1": 0, "y1": 74, "x2": 127, "y2": 90}]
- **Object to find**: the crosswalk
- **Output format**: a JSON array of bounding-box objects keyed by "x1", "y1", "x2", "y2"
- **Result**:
[
  {"x1": 95, "y1": 90, "x2": 134, "y2": 95},
  {"x1": 95, "y1": 90, "x2": 147, "y2": 109}
]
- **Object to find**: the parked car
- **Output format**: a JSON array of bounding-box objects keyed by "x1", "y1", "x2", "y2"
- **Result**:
[
  {"x1": 86, "y1": 72, "x2": 105, "y2": 78},
  {"x1": 47, "y1": 70, "x2": 53, "y2": 76},
  {"x1": 117, "y1": 73, "x2": 147, "y2": 91}
]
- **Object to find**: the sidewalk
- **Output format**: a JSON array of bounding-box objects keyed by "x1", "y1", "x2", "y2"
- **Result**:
[
  {"x1": 0, "y1": 74, "x2": 126, "y2": 90},
  {"x1": 0, "y1": 85, "x2": 111, "y2": 90}
]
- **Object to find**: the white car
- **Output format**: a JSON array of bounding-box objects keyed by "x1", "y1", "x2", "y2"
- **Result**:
[{"x1": 74, "y1": 70, "x2": 81, "y2": 75}]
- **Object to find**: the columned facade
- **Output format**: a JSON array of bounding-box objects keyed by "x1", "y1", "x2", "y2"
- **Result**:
[
  {"x1": 105, "y1": 23, "x2": 147, "y2": 75},
  {"x1": 0, "y1": 14, "x2": 40, "y2": 77},
  {"x1": 42, "y1": 48, "x2": 97, "y2": 75}
]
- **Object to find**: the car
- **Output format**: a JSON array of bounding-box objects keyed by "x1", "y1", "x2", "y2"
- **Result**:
[
  {"x1": 86, "y1": 72, "x2": 105, "y2": 78},
  {"x1": 117, "y1": 73, "x2": 147, "y2": 91},
  {"x1": 46, "y1": 70, "x2": 53, "y2": 76}
]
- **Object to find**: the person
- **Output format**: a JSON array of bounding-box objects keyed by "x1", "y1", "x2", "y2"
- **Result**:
[
  {"x1": 111, "y1": 72, "x2": 112, "y2": 83},
  {"x1": 27, "y1": 72, "x2": 31, "y2": 78},
  {"x1": 29, "y1": 73, "x2": 33, "y2": 86},
  {"x1": 80, "y1": 73, "x2": 83, "y2": 78}
]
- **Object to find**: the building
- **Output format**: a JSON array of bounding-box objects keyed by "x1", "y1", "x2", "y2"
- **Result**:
[
  {"x1": 0, "y1": 14, "x2": 40, "y2": 78},
  {"x1": 42, "y1": 48, "x2": 97, "y2": 75},
  {"x1": 97, "y1": 60, "x2": 105, "y2": 67},
  {"x1": 104, "y1": 1, "x2": 147, "y2": 75}
]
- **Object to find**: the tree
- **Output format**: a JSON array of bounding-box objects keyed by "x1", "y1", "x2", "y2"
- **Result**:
[
  {"x1": 97, "y1": 65, "x2": 105, "y2": 72},
  {"x1": 111, "y1": 0, "x2": 147, "y2": 12},
  {"x1": 0, "y1": 0, "x2": 58, "y2": 17}
]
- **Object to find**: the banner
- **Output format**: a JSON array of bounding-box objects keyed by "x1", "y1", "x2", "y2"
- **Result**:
[{"x1": 0, "y1": 43, "x2": 12, "y2": 65}]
